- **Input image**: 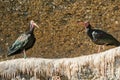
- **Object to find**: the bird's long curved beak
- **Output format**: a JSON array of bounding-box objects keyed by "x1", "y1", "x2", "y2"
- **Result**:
[
  {"x1": 34, "y1": 23, "x2": 39, "y2": 28},
  {"x1": 77, "y1": 21, "x2": 84, "y2": 26},
  {"x1": 77, "y1": 21, "x2": 85, "y2": 31}
]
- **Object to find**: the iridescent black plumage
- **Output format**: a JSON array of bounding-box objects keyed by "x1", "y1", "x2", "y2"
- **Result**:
[
  {"x1": 8, "y1": 20, "x2": 39, "y2": 57},
  {"x1": 84, "y1": 22, "x2": 120, "y2": 46}
]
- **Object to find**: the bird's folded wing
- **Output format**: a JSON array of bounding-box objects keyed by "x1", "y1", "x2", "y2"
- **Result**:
[
  {"x1": 92, "y1": 30, "x2": 108, "y2": 39},
  {"x1": 8, "y1": 34, "x2": 31, "y2": 54}
]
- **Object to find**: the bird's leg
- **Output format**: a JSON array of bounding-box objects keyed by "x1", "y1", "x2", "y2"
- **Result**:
[
  {"x1": 102, "y1": 45, "x2": 105, "y2": 50},
  {"x1": 98, "y1": 45, "x2": 101, "y2": 53},
  {"x1": 23, "y1": 49, "x2": 27, "y2": 59},
  {"x1": 98, "y1": 45, "x2": 105, "y2": 53}
]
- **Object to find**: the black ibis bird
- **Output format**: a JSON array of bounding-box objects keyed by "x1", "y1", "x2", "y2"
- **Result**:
[
  {"x1": 8, "y1": 20, "x2": 39, "y2": 58},
  {"x1": 78, "y1": 21, "x2": 120, "y2": 52}
]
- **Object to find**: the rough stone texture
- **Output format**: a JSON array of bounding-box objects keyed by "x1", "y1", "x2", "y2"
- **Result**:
[
  {"x1": 0, "y1": 0, "x2": 120, "y2": 79},
  {"x1": 0, "y1": 47, "x2": 120, "y2": 80},
  {"x1": 0, "y1": 0, "x2": 120, "y2": 60}
]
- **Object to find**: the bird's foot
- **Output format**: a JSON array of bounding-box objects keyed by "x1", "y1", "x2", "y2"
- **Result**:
[
  {"x1": 24, "y1": 55, "x2": 27, "y2": 59},
  {"x1": 23, "y1": 49, "x2": 27, "y2": 59}
]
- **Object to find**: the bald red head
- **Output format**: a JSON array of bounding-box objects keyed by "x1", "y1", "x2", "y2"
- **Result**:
[
  {"x1": 30, "y1": 20, "x2": 39, "y2": 29},
  {"x1": 84, "y1": 21, "x2": 90, "y2": 28}
]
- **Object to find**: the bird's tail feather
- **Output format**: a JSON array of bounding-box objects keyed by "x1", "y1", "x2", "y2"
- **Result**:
[
  {"x1": 7, "y1": 48, "x2": 19, "y2": 56},
  {"x1": 114, "y1": 42, "x2": 120, "y2": 47},
  {"x1": 8, "y1": 50, "x2": 16, "y2": 56}
]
